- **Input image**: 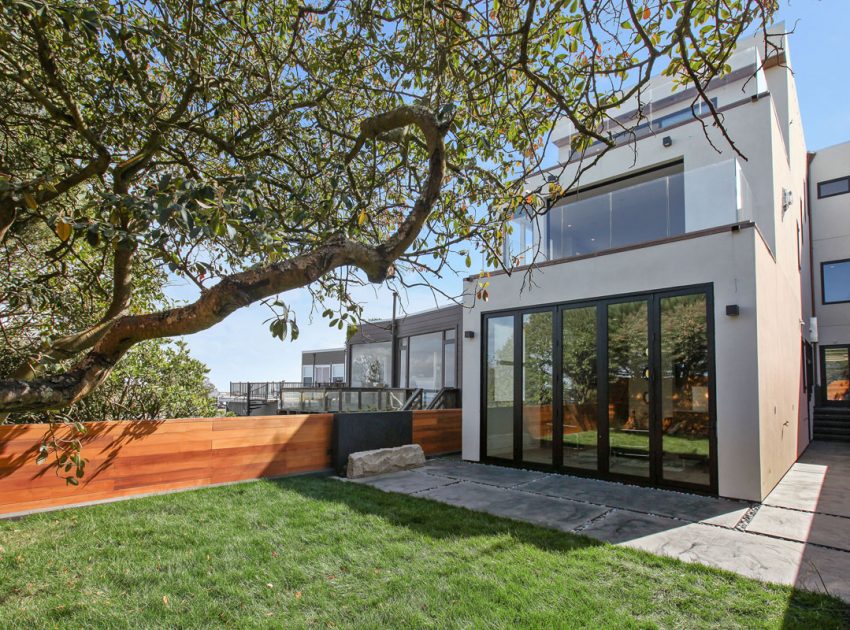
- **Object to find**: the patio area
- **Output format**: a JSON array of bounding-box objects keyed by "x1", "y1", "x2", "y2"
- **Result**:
[{"x1": 350, "y1": 441, "x2": 850, "y2": 602}]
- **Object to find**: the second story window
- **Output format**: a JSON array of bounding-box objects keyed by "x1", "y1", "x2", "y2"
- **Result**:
[
  {"x1": 817, "y1": 176, "x2": 850, "y2": 199},
  {"x1": 822, "y1": 259, "x2": 850, "y2": 304}
]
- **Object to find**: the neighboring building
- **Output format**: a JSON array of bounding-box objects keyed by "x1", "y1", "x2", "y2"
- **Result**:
[
  {"x1": 459, "y1": 25, "x2": 848, "y2": 502},
  {"x1": 299, "y1": 304, "x2": 463, "y2": 393},
  {"x1": 809, "y1": 142, "x2": 850, "y2": 413},
  {"x1": 301, "y1": 348, "x2": 346, "y2": 385}
]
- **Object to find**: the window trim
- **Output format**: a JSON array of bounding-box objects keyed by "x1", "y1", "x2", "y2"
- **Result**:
[
  {"x1": 817, "y1": 176, "x2": 850, "y2": 199},
  {"x1": 821, "y1": 257, "x2": 850, "y2": 305}
]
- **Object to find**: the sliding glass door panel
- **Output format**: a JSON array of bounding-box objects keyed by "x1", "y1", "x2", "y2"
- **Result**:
[
  {"x1": 822, "y1": 347, "x2": 850, "y2": 405},
  {"x1": 659, "y1": 294, "x2": 711, "y2": 486},
  {"x1": 607, "y1": 301, "x2": 651, "y2": 478},
  {"x1": 485, "y1": 316, "x2": 515, "y2": 459},
  {"x1": 561, "y1": 306, "x2": 599, "y2": 471},
  {"x1": 521, "y1": 312, "x2": 554, "y2": 464}
]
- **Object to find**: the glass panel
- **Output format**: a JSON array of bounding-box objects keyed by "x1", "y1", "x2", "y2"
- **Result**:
[
  {"x1": 444, "y1": 341, "x2": 456, "y2": 388},
  {"x1": 823, "y1": 348, "x2": 850, "y2": 403},
  {"x1": 408, "y1": 332, "x2": 443, "y2": 389},
  {"x1": 331, "y1": 363, "x2": 345, "y2": 382},
  {"x1": 549, "y1": 193, "x2": 611, "y2": 259},
  {"x1": 660, "y1": 294, "x2": 711, "y2": 487},
  {"x1": 823, "y1": 260, "x2": 850, "y2": 304},
  {"x1": 562, "y1": 306, "x2": 598, "y2": 471},
  {"x1": 607, "y1": 301, "x2": 650, "y2": 478},
  {"x1": 314, "y1": 365, "x2": 330, "y2": 383},
  {"x1": 398, "y1": 340, "x2": 408, "y2": 387},
  {"x1": 522, "y1": 312, "x2": 553, "y2": 464},
  {"x1": 819, "y1": 177, "x2": 850, "y2": 198},
  {"x1": 350, "y1": 342, "x2": 391, "y2": 387},
  {"x1": 610, "y1": 177, "x2": 670, "y2": 248},
  {"x1": 486, "y1": 316, "x2": 514, "y2": 459},
  {"x1": 445, "y1": 329, "x2": 456, "y2": 340}
]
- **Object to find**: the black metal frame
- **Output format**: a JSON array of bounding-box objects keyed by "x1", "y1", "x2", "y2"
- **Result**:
[
  {"x1": 396, "y1": 328, "x2": 458, "y2": 390},
  {"x1": 820, "y1": 258, "x2": 850, "y2": 305},
  {"x1": 816, "y1": 175, "x2": 850, "y2": 199},
  {"x1": 479, "y1": 283, "x2": 718, "y2": 495},
  {"x1": 819, "y1": 344, "x2": 850, "y2": 407}
]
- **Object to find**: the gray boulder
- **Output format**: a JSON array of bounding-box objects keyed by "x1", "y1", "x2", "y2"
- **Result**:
[{"x1": 347, "y1": 444, "x2": 426, "y2": 478}]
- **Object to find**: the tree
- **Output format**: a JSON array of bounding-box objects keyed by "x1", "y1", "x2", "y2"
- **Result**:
[{"x1": 0, "y1": 0, "x2": 777, "y2": 415}]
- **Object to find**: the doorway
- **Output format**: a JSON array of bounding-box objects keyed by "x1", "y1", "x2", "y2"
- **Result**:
[
  {"x1": 820, "y1": 346, "x2": 850, "y2": 406},
  {"x1": 482, "y1": 285, "x2": 715, "y2": 492}
]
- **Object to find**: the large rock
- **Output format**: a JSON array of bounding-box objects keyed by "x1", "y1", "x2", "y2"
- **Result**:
[{"x1": 346, "y1": 444, "x2": 425, "y2": 479}]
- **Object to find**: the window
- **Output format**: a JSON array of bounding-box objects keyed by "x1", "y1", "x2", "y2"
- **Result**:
[
  {"x1": 302, "y1": 365, "x2": 313, "y2": 385},
  {"x1": 314, "y1": 365, "x2": 331, "y2": 383},
  {"x1": 822, "y1": 259, "x2": 850, "y2": 304},
  {"x1": 331, "y1": 363, "x2": 345, "y2": 383},
  {"x1": 818, "y1": 176, "x2": 850, "y2": 199},
  {"x1": 398, "y1": 338, "x2": 408, "y2": 387},
  {"x1": 444, "y1": 335, "x2": 456, "y2": 388},
  {"x1": 350, "y1": 342, "x2": 392, "y2": 387},
  {"x1": 408, "y1": 332, "x2": 444, "y2": 389}
]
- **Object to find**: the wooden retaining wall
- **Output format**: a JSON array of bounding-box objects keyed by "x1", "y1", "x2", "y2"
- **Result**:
[{"x1": 0, "y1": 409, "x2": 461, "y2": 517}]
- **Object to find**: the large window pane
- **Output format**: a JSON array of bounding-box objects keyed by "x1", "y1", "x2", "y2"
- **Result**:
[
  {"x1": 350, "y1": 342, "x2": 391, "y2": 387},
  {"x1": 823, "y1": 347, "x2": 850, "y2": 403},
  {"x1": 522, "y1": 312, "x2": 553, "y2": 464},
  {"x1": 823, "y1": 260, "x2": 850, "y2": 304},
  {"x1": 660, "y1": 294, "x2": 711, "y2": 486},
  {"x1": 398, "y1": 339, "x2": 408, "y2": 387},
  {"x1": 331, "y1": 363, "x2": 345, "y2": 383},
  {"x1": 409, "y1": 332, "x2": 443, "y2": 389},
  {"x1": 607, "y1": 301, "x2": 650, "y2": 478},
  {"x1": 486, "y1": 317, "x2": 514, "y2": 459},
  {"x1": 562, "y1": 306, "x2": 598, "y2": 471}
]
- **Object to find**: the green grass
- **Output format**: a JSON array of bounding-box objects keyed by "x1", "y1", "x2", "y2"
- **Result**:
[
  {"x1": 566, "y1": 430, "x2": 710, "y2": 457},
  {"x1": 0, "y1": 477, "x2": 845, "y2": 628}
]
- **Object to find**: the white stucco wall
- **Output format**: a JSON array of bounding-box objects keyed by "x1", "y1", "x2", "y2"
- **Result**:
[
  {"x1": 462, "y1": 227, "x2": 765, "y2": 501},
  {"x1": 810, "y1": 141, "x2": 850, "y2": 347}
]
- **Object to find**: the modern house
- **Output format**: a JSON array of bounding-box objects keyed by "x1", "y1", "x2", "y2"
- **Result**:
[{"x1": 459, "y1": 25, "x2": 849, "y2": 502}]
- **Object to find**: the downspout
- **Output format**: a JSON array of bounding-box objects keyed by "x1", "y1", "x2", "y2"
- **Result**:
[
  {"x1": 806, "y1": 151, "x2": 817, "y2": 439},
  {"x1": 391, "y1": 291, "x2": 399, "y2": 388}
]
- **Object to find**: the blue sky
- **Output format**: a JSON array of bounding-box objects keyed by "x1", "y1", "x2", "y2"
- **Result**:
[{"x1": 173, "y1": 0, "x2": 850, "y2": 390}]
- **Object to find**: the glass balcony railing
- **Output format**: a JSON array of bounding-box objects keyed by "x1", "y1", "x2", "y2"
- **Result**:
[{"x1": 503, "y1": 159, "x2": 752, "y2": 268}]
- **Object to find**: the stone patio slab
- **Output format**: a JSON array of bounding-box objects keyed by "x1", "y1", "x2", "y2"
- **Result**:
[
  {"x1": 417, "y1": 480, "x2": 608, "y2": 533},
  {"x1": 521, "y1": 474, "x2": 749, "y2": 528},
  {"x1": 348, "y1": 469, "x2": 459, "y2": 494},
  {"x1": 422, "y1": 459, "x2": 548, "y2": 488},
  {"x1": 746, "y1": 505, "x2": 850, "y2": 552}
]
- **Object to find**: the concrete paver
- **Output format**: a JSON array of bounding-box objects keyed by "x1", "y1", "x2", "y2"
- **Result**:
[{"x1": 348, "y1": 441, "x2": 850, "y2": 602}]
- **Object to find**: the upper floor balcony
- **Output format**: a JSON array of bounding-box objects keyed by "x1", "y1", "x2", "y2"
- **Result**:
[{"x1": 504, "y1": 159, "x2": 753, "y2": 269}]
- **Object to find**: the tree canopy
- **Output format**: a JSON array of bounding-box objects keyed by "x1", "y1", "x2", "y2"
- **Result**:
[{"x1": 0, "y1": 0, "x2": 776, "y2": 414}]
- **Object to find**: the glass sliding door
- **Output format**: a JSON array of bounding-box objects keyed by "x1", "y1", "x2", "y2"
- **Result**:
[
  {"x1": 607, "y1": 301, "x2": 651, "y2": 478},
  {"x1": 822, "y1": 346, "x2": 850, "y2": 405},
  {"x1": 562, "y1": 306, "x2": 598, "y2": 471},
  {"x1": 659, "y1": 293, "x2": 711, "y2": 486},
  {"x1": 522, "y1": 311, "x2": 554, "y2": 464},
  {"x1": 485, "y1": 316, "x2": 515, "y2": 459}
]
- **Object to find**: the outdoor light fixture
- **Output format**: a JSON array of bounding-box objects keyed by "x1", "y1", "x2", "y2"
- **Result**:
[
  {"x1": 662, "y1": 136, "x2": 673, "y2": 147},
  {"x1": 726, "y1": 304, "x2": 740, "y2": 316},
  {"x1": 464, "y1": 330, "x2": 475, "y2": 339}
]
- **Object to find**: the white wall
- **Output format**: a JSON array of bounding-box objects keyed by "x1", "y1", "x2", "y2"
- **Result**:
[{"x1": 463, "y1": 228, "x2": 765, "y2": 501}]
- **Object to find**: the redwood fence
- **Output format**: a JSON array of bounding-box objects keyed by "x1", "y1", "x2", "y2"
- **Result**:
[{"x1": 0, "y1": 409, "x2": 461, "y2": 517}]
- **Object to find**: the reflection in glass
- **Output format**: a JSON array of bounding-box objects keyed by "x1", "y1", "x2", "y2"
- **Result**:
[
  {"x1": 350, "y1": 342, "x2": 392, "y2": 387},
  {"x1": 486, "y1": 317, "x2": 514, "y2": 459},
  {"x1": 607, "y1": 301, "x2": 650, "y2": 477},
  {"x1": 444, "y1": 339, "x2": 456, "y2": 387},
  {"x1": 522, "y1": 312, "x2": 553, "y2": 464},
  {"x1": 408, "y1": 332, "x2": 443, "y2": 389},
  {"x1": 660, "y1": 294, "x2": 711, "y2": 486},
  {"x1": 562, "y1": 306, "x2": 598, "y2": 470},
  {"x1": 824, "y1": 347, "x2": 850, "y2": 403}
]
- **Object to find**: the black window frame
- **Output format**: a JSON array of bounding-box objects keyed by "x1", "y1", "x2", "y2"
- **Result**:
[
  {"x1": 821, "y1": 258, "x2": 850, "y2": 305},
  {"x1": 817, "y1": 176, "x2": 850, "y2": 199}
]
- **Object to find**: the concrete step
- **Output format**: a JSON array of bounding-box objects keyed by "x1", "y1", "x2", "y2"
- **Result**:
[
  {"x1": 813, "y1": 434, "x2": 850, "y2": 443},
  {"x1": 814, "y1": 419, "x2": 850, "y2": 429},
  {"x1": 813, "y1": 407, "x2": 850, "y2": 419},
  {"x1": 813, "y1": 427, "x2": 850, "y2": 441}
]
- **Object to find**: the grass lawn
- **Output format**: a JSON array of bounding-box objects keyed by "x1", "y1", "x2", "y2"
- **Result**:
[
  {"x1": 0, "y1": 476, "x2": 846, "y2": 628},
  {"x1": 566, "y1": 430, "x2": 710, "y2": 457}
]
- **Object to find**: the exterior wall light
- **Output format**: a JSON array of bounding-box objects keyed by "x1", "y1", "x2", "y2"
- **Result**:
[
  {"x1": 464, "y1": 330, "x2": 475, "y2": 339},
  {"x1": 726, "y1": 304, "x2": 740, "y2": 316},
  {"x1": 662, "y1": 136, "x2": 672, "y2": 147}
]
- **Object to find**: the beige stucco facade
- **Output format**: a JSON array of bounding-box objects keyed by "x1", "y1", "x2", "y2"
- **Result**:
[{"x1": 461, "y1": 26, "x2": 822, "y2": 502}]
